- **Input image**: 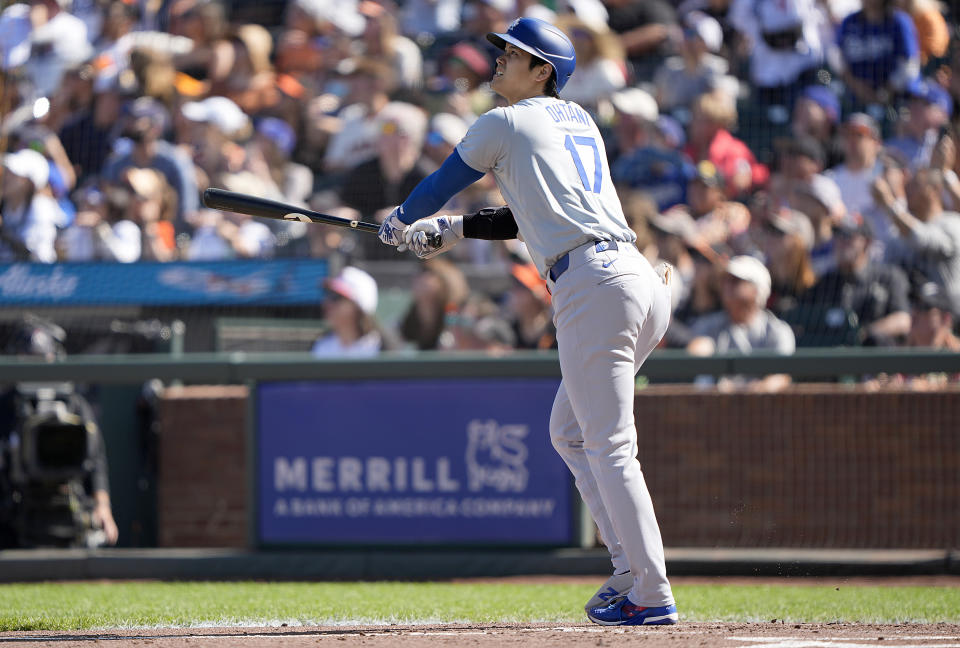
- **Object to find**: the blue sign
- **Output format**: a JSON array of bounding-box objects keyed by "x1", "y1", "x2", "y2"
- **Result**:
[
  {"x1": 256, "y1": 379, "x2": 572, "y2": 545},
  {"x1": 0, "y1": 260, "x2": 329, "y2": 305}
]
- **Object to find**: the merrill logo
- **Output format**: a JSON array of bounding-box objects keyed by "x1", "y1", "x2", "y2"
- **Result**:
[
  {"x1": 0, "y1": 265, "x2": 79, "y2": 300},
  {"x1": 465, "y1": 419, "x2": 529, "y2": 493}
]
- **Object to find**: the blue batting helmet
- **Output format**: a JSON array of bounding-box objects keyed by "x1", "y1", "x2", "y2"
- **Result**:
[{"x1": 487, "y1": 17, "x2": 577, "y2": 92}]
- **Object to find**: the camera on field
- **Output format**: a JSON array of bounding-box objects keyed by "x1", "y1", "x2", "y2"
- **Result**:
[{"x1": 0, "y1": 382, "x2": 108, "y2": 548}]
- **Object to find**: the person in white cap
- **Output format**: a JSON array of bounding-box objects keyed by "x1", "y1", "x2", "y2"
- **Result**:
[
  {"x1": 686, "y1": 255, "x2": 795, "y2": 392},
  {"x1": 653, "y1": 11, "x2": 737, "y2": 115},
  {"x1": 311, "y1": 266, "x2": 382, "y2": 357},
  {"x1": 0, "y1": 149, "x2": 65, "y2": 263}
]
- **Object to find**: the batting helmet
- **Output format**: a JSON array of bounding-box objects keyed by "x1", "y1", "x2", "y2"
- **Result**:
[{"x1": 487, "y1": 17, "x2": 577, "y2": 92}]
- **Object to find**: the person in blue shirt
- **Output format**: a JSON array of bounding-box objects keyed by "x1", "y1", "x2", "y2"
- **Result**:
[{"x1": 835, "y1": 0, "x2": 920, "y2": 111}]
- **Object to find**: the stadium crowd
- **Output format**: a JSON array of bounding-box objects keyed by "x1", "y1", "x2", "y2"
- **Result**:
[{"x1": 2, "y1": 0, "x2": 960, "y2": 372}]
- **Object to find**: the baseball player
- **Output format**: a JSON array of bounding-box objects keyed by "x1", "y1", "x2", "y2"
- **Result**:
[{"x1": 378, "y1": 17, "x2": 677, "y2": 626}]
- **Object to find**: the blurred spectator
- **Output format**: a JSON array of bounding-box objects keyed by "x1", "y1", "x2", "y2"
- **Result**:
[
  {"x1": 338, "y1": 101, "x2": 429, "y2": 258},
  {"x1": 0, "y1": 149, "x2": 66, "y2": 262},
  {"x1": 168, "y1": 0, "x2": 230, "y2": 80},
  {"x1": 683, "y1": 159, "x2": 752, "y2": 252},
  {"x1": 209, "y1": 24, "x2": 277, "y2": 115},
  {"x1": 58, "y1": 68, "x2": 126, "y2": 184},
  {"x1": 505, "y1": 262, "x2": 556, "y2": 349},
  {"x1": 185, "y1": 208, "x2": 275, "y2": 260},
  {"x1": 429, "y1": 40, "x2": 492, "y2": 120},
  {"x1": 833, "y1": 0, "x2": 920, "y2": 112},
  {"x1": 9, "y1": 122, "x2": 78, "y2": 222},
  {"x1": 553, "y1": 15, "x2": 626, "y2": 115},
  {"x1": 247, "y1": 116, "x2": 313, "y2": 207},
  {"x1": 312, "y1": 266, "x2": 382, "y2": 357},
  {"x1": 124, "y1": 168, "x2": 178, "y2": 262},
  {"x1": 771, "y1": 135, "x2": 846, "y2": 222},
  {"x1": 602, "y1": 0, "x2": 679, "y2": 80},
  {"x1": 897, "y1": 0, "x2": 949, "y2": 69},
  {"x1": 803, "y1": 219, "x2": 912, "y2": 345},
  {"x1": 791, "y1": 181, "x2": 839, "y2": 277},
  {"x1": 358, "y1": 1, "x2": 423, "y2": 91},
  {"x1": 885, "y1": 77, "x2": 953, "y2": 170},
  {"x1": 179, "y1": 94, "x2": 251, "y2": 191},
  {"x1": 687, "y1": 255, "x2": 795, "y2": 392},
  {"x1": 0, "y1": 0, "x2": 92, "y2": 96},
  {"x1": 399, "y1": 258, "x2": 469, "y2": 350},
  {"x1": 321, "y1": 57, "x2": 395, "y2": 174},
  {"x1": 610, "y1": 87, "x2": 694, "y2": 210},
  {"x1": 907, "y1": 281, "x2": 960, "y2": 349},
  {"x1": 728, "y1": 0, "x2": 824, "y2": 105},
  {"x1": 445, "y1": 290, "x2": 516, "y2": 353},
  {"x1": 760, "y1": 208, "x2": 817, "y2": 317},
  {"x1": 684, "y1": 89, "x2": 769, "y2": 198},
  {"x1": 875, "y1": 167, "x2": 960, "y2": 316},
  {"x1": 63, "y1": 169, "x2": 175, "y2": 263},
  {"x1": 104, "y1": 97, "x2": 199, "y2": 222},
  {"x1": 400, "y1": 0, "x2": 463, "y2": 39},
  {"x1": 653, "y1": 11, "x2": 735, "y2": 118},
  {"x1": 791, "y1": 84, "x2": 843, "y2": 167},
  {"x1": 826, "y1": 113, "x2": 901, "y2": 254}
]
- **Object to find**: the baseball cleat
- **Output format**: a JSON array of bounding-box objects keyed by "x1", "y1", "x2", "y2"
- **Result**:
[
  {"x1": 587, "y1": 598, "x2": 678, "y2": 626},
  {"x1": 584, "y1": 570, "x2": 634, "y2": 613}
]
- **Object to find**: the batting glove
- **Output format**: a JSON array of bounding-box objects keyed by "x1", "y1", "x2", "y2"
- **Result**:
[
  {"x1": 377, "y1": 207, "x2": 407, "y2": 248},
  {"x1": 404, "y1": 215, "x2": 464, "y2": 259}
]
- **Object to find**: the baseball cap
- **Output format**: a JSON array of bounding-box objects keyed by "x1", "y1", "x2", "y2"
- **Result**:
[
  {"x1": 799, "y1": 85, "x2": 840, "y2": 124},
  {"x1": 782, "y1": 135, "x2": 825, "y2": 166},
  {"x1": 834, "y1": 215, "x2": 873, "y2": 239},
  {"x1": 684, "y1": 11, "x2": 722, "y2": 53},
  {"x1": 127, "y1": 97, "x2": 170, "y2": 132},
  {"x1": 725, "y1": 255, "x2": 771, "y2": 305},
  {"x1": 765, "y1": 208, "x2": 814, "y2": 250},
  {"x1": 428, "y1": 113, "x2": 469, "y2": 148},
  {"x1": 610, "y1": 87, "x2": 658, "y2": 122},
  {"x1": 181, "y1": 96, "x2": 250, "y2": 136},
  {"x1": 124, "y1": 167, "x2": 165, "y2": 200},
  {"x1": 256, "y1": 117, "x2": 296, "y2": 155},
  {"x1": 648, "y1": 208, "x2": 698, "y2": 241},
  {"x1": 3, "y1": 149, "x2": 49, "y2": 189},
  {"x1": 907, "y1": 78, "x2": 953, "y2": 117},
  {"x1": 293, "y1": 0, "x2": 365, "y2": 36},
  {"x1": 692, "y1": 159, "x2": 724, "y2": 188},
  {"x1": 843, "y1": 112, "x2": 880, "y2": 139},
  {"x1": 448, "y1": 41, "x2": 492, "y2": 79},
  {"x1": 912, "y1": 281, "x2": 953, "y2": 312},
  {"x1": 324, "y1": 266, "x2": 378, "y2": 316},
  {"x1": 511, "y1": 261, "x2": 550, "y2": 304}
]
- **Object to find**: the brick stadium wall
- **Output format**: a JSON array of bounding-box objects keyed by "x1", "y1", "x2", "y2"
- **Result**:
[
  {"x1": 157, "y1": 385, "x2": 249, "y2": 548},
  {"x1": 156, "y1": 385, "x2": 960, "y2": 549},
  {"x1": 639, "y1": 386, "x2": 960, "y2": 549}
]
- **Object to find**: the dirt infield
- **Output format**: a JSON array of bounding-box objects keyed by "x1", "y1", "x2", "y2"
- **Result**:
[{"x1": 3, "y1": 623, "x2": 960, "y2": 647}]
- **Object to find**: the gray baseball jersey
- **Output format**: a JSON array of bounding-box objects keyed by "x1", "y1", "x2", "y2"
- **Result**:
[{"x1": 456, "y1": 97, "x2": 636, "y2": 276}]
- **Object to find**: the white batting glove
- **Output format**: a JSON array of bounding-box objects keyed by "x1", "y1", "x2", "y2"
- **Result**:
[
  {"x1": 377, "y1": 207, "x2": 407, "y2": 248},
  {"x1": 404, "y1": 215, "x2": 464, "y2": 259}
]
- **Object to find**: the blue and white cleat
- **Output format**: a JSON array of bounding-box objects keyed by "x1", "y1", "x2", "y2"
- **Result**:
[
  {"x1": 587, "y1": 598, "x2": 678, "y2": 626},
  {"x1": 584, "y1": 571, "x2": 634, "y2": 613}
]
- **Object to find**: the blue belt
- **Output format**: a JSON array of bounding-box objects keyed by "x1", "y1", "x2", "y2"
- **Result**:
[{"x1": 548, "y1": 240, "x2": 618, "y2": 283}]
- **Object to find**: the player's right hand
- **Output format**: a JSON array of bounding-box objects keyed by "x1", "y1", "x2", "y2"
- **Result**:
[
  {"x1": 404, "y1": 215, "x2": 464, "y2": 259},
  {"x1": 377, "y1": 207, "x2": 407, "y2": 248}
]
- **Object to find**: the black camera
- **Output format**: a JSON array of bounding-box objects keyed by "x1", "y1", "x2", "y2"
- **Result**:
[{"x1": 0, "y1": 383, "x2": 106, "y2": 548}]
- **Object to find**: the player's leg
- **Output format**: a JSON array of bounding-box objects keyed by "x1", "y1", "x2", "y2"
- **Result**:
[
  {"x1": 551, "y1": 247, "x2": 673, "y2": 610},
  {"x1": 549, "y1": 382, "x2": 634, "y2": 609}
]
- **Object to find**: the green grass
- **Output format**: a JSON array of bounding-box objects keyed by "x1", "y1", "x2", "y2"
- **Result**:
[{"x1": 0, "y1": 581, "x2": 957, "y2": 631}]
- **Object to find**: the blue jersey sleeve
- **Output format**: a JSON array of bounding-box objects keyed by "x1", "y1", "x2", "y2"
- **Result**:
[{"x1": 397, "y1": 149, "x2": 485, "y2": 224}]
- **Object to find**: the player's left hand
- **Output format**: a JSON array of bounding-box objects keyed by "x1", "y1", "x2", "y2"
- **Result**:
[
  {"x1": 404, "y1": 215, "x2": 463, "y2": 259},
  {"x1": 377, "y1": 207, "x2": 406, "y2": 248}
]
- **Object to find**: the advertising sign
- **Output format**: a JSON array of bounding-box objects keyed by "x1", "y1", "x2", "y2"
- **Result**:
[
  {"x1": 0, "y1": 259, "x2": 328, "y2": 305},
  {"x1": 256, "y1": 378, "x2": 572, "y2": 545}
]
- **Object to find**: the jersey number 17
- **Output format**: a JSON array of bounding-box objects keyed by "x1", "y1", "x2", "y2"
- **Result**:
[{"x1": 564, "y1": 135, "x2": 603, "y2": 194}]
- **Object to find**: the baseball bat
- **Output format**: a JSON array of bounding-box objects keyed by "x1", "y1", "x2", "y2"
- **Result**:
[{"x1": 202, "y1": 188, "x2": 442, "y2": 249}]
